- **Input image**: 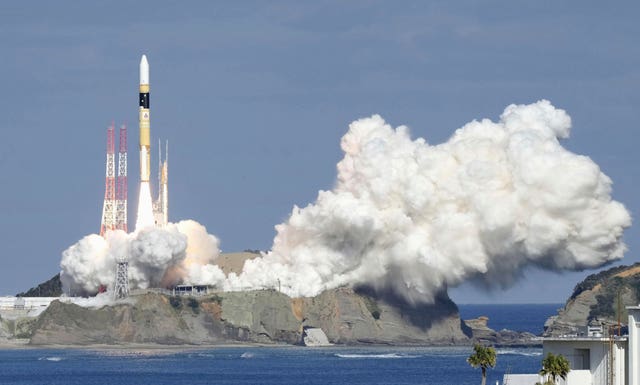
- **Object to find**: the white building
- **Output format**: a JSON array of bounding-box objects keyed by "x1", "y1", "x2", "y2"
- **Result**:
[{"x1": 505, "y1": 306, "x2": 640, "y2": 385}]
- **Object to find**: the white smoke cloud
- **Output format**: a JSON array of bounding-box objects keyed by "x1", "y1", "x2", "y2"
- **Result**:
[
  {"x1": 60, "y1": 220, "x2": 224, "y2": 296},
  {"x1": 225, "y1": 100, "x2": 631, "y2": 303},
  {"x1": 61, "y1": 100, "x2": 630, "y2": 304}
]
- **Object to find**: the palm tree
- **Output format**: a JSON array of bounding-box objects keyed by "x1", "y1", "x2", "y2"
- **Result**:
[
  {"x1": 539, "y1": 352, "x2": 571, "y2": 385},
  {"x1": 467, "y1": 343, "x2": 497, "y2": 385}
]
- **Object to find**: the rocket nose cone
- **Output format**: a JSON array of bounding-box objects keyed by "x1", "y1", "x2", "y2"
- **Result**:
[{"x1": 140, "y1": 55, "x2": 149, "y2": 85}]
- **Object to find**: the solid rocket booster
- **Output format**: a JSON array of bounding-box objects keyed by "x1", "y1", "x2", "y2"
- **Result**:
[{"x1": 139, "y1": 55, "x2": 151, "y2": 182}]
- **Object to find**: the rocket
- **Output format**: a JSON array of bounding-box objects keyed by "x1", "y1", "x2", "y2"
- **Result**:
[
  {"x1": 135, "y1": 55, "x2": 155, "y2": 230},
  {"x1": 139, "y1": 55, "x2": 151, "y2": 182}
]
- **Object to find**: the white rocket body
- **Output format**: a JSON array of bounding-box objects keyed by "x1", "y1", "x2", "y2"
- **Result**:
[{"x1": 135, "y1": 55, "x2": 155, "y2": 230}]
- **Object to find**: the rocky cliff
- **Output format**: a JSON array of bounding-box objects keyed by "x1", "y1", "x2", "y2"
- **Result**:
[
  {"x1": 8, "y1": 251, "x2": 541, "y2": 346},
  {"x1": 25, "y1": 287, "x2": 469, "y2": 346},
  {"x1": 543, "y1": 263, "x2": 640, "y2": 336}
]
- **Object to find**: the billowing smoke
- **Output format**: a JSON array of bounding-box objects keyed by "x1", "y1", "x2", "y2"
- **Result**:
[
  {"x1": 62, "y1": 100, "x2": 631, "y2": 304},
  {"x1": 60, "y1": 220, "x2": 224, "y2": 296},
  {"x1": 225, "y1": 100, "x2": 631, "y2": 303}
]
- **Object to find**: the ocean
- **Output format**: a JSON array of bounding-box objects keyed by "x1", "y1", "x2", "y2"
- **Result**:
[
  {"x1": 458, "y1": 303, "x2": 562, "y2": 335},
  {"x1": 0, "y1": 304, "x2": 560, "y2": 385}
]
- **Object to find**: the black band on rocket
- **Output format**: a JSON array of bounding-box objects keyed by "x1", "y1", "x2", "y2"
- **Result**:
[{"x1": 139, "y1": 93, "x2": 149, "y2": 108}]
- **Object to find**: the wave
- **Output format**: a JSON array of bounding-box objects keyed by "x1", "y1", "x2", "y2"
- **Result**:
[
  {"x1": 38, "y1": 356, "x2": 64, "y2": 362},
  {"x1": 335, "y1": 353, "x2": 419, "y2": 359},
  {"x1": 497, "y1": 349, "x2": 542, "y2": 357},
  {"x1": 189, "y1": 353, "x2": 216, "y2": 358},
  {"x1": 241, "y1": 352, "x2": 254, "y2": 359}
]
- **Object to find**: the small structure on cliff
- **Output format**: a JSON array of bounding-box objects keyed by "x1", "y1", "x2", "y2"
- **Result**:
[{"x1": 171, "y1": 285, "x2": 210, "y2": 296}]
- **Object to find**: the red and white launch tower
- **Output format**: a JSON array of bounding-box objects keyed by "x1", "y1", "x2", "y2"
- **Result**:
[
  {"x1": 100, "y1": 123, "x2": 116, "y2": 236},
  {"x1": 100, "y1": 122, "x2": 128, "y2": 236},
  {"x1": 115, "y1": 124, "x2": 128, "y2": 232}
]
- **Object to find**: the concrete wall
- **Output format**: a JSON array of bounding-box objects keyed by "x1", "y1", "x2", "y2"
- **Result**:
[
  {"x1": 563, "y1": 370, "x2": 593, "y2": 385},
  {"x1": 503, "y1": 374, "x2": 540, "y2": 385},
  {"x1": 505, "y1": 369, "x2": 594, "y2": 385},
  {"x1": 0, "y1": 297, "x2": 82, "y2": 310},
  {"x1": 544, "y1": 339, "x2": 626, "y2": 385},
  {"x1": 629, "y1": 307, "x2": 640, "y2": 385}
]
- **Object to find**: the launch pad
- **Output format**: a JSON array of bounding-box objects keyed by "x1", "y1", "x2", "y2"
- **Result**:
[{"x1": 99, "y1": 55, "x2": 169, "y2": 236}]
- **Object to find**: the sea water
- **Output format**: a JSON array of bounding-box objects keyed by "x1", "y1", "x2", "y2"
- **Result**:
[
  {"x1": 0, "y1": 304, "x2": 559, "y2": 385},
  {"x1": 0, "y1": 346, "x2": 542, "y2": 385},
  {"x1": 458, "y1": 303, "x2": 562, "y2": 334}
]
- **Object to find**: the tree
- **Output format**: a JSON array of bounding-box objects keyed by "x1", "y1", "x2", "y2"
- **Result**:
[
  {"x1": 539, "y1": 352, "x2": 571, "y2": 385},
  {"x1": 467, "y1": 343, "x2": 497, "y2": 385}
]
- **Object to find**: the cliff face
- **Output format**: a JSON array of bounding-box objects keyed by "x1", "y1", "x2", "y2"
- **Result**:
[
  {"x1": 299, "y1": 287, "x2": 467, "y2": 345},
  {"x1": 27, "y1": 287, "x2": 469, "y2": 346},
  {"x1": 17, "y1": 252, "x2": 468, "y2": 346},
  {"x1": 31, "y1": 294, "x2": 201, "y2": 345},
  {"x1": 543, "y1": 263, "x2": 640, "y2": 337}
]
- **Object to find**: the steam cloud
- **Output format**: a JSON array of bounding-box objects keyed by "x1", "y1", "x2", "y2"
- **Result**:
[
  {"x1": 225, "y1": 100, "x2": 631, "y2": 302},
  {"x1": 61, "y1": 100, "x2": 631, "y2": 303},
  {"x1": 60, "y1": 220, "x2": 224, "y2": 296}
]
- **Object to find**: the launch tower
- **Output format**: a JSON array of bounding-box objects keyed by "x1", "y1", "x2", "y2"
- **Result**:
[
  {"x1": 115, "y1": 124, "x2": 128, "y2": 232},
  {"x1": 113, "y1": 258, "x2": 130, "y2": 300},
  {"x1": 100, "y1": 123, "x2": 116, "y2": 236},
  {"x1": 100, "y1": 122, "x2": 128, "y2": 236}
]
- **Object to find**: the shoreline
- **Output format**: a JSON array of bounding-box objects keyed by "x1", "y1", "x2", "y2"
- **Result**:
[
  {"x1": 0, "y1": 339, "x2": 280, "y2": 351},
  {"x1": 0, "y1": 340, "x2": 542, "y2": 351}
]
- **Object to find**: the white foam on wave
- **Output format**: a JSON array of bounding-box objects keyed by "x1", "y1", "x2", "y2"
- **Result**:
[
  {"x1": 497, "y1": 349, "x2": 542, "y2": 357},
  {"x1": 241, "y1": 352, "x2": 254, "y2": 359},
  {"x1": 38, "y1": 356, "x2": 64, "y2": 362},
  {"x1": 335, "y1": 353, "x2": 418, "y2": 359}
]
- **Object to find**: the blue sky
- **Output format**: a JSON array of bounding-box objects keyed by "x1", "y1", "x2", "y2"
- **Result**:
[{"x1": 1, "y1": 1, "x2": 638, "y2": 303}]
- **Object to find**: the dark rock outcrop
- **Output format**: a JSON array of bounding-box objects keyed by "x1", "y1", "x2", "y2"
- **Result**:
[
  {"x1": 17, "y1": 274, "x2": 62, "y2": 297},
  {"x1": 298, "y1": 287, "x2": 467, "y2": 345},
  {"x1": 543, "y1": 263, "x2": 640, "y2": 337},
  {"x1": 463, "y1": 316, "x2": 538, "y2": 346}
]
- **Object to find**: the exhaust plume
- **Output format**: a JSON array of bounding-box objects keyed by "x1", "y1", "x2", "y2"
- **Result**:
[
  {"x1": 225, "y1": 100, "x2": 631, "y2": 303},
  {"x1": 61, "y1": 100, "x2": 630, "y2": 304},
  {"x1": 60, "y1": 220, "x2": 224, "y2": 296},
  {"x1": 135, "y1": 181, "x2": 155, "y2": 231}
]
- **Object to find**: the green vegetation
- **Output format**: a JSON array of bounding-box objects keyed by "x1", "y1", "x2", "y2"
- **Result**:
[
  {"x1": 169, "y1": 296, "x2": 183, "y2": 310},
  {"x1": 14, "y1": 331, "x2": 32, "y2": 339},
  {"x1": 562, "y1": 262, "x2": 640, "y2": 322},
  {"x1": 361, "y1": 296, "x2": 382, "y2": 320},
  {"x1": 202, "y1": 294, "x2": 223, "y2": 304},
  {"x1": 537, "y1": 352, "x2": 570, "y2": 385},
  {"x1": 588, "y1": 273, "x2": 640, "y2": 320},
  {"x1": 187, "y1": 298, "x2": 200, "y2": 314},
  {"x1": 17, "y1": 273, "x2": 63, "y2": 297},
  {"x1": 589, "y1": 276, "x2": 623, "y2": 319},
  {"x1": 2, "y1": 318, "x2": 35, "y2": 339},
  {"x1": 467, "y1": 343, "x2": 496, "y2": 385},
  {"x1": 570, "y1": 263, "x2": 640, "y2": 300}
]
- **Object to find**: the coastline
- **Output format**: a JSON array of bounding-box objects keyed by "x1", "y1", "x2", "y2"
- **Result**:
[
  {"x1": 0, "y1": 340, "x2": 279, "y2": 351},
  {"x1": 0, "y1": 340, "x2": 541, "y2": 351}
]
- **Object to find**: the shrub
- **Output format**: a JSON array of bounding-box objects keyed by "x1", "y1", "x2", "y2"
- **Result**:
[
  {"x1": 169, "y1": 296, "x2": 183, "y2": 310},
  {"x1": 362, "y1": 296, "x2": 382, "y2": 320},
  {"x1": 187, "y1": 298, "x2": 200, "y2": 314}
]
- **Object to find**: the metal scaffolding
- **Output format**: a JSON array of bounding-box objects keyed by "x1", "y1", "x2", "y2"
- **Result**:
[{"x1": 113, "y1": 258, "x2": 130, "y2": 300}]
